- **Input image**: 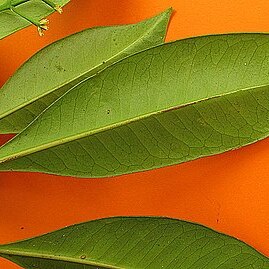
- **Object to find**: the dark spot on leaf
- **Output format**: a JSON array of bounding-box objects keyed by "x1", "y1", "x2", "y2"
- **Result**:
[
  {"x1": 20, "y1": 227, "x2": 24, "y2": 230},
  {"x1": 55, "y1": 64, "x2": 65, "y2": 72},
  {"x1": 107, "y1": 110, "x2": 110, "y2": 115}
]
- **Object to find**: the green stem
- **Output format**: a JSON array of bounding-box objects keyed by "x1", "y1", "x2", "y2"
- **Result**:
[
  {"x1": 0, "y1": 0, "x2": 29, "y2": 12},
  {"x1": 0, "y1": 0, "x2": 62, "y2": 14}
]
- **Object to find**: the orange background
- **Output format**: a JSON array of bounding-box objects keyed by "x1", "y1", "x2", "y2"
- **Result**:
[{"x1": 1, "y1": 0, "x2": 269, "y2": 268}]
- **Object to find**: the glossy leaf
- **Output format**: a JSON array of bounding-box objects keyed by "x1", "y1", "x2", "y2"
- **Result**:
[
  {"x1": 0, "y1": 8, "x2": 172, "y2": 133},
  {"x1": 0, "y1": 0, "x2": 70, "y2": 39},
  {"x1": 2, "y1": 34, "x2": 269, "y2": 177},
  {"x1": 0, "y1": 217, "x2": 268, "y2": 269}
]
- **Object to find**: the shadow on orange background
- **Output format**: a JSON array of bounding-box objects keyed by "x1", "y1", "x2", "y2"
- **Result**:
[{"x1": 1, "y1": 0, "x2": 269, "y2": 268}]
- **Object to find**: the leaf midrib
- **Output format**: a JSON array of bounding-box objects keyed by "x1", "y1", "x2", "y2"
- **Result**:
[
  {"x1": 0, "y1": 248, "x2": 121, "y2": 269},
  {"x1": 0, "y1": 83, "x2": 266, "y2": 163},
  {"x1": 0, "y1": 9, "x2": 171, "y2": 121}
]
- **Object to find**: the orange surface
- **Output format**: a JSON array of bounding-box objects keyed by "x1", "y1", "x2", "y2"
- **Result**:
[{"x1": 1, "y1": 0, "x2": 269, "y2": 268}]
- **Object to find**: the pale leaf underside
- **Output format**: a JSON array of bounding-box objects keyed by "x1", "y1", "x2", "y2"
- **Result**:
[
  {"x1": 0, "y1": 8, "x2": 172, "y2": 133},
  {"x1": 1, "y1": 34, "x2": 269, "y2": 178},
  {"x1": 0, "y1": 217, "x2": 268, "y2": 269}
]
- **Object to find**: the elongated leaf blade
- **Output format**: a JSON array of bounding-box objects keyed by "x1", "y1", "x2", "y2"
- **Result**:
[
  {"x1": 2, "y1": 34, "x2": 269, "y2": 177},
  {"x1": 0, "y1": 0, "x2": 70, "y2": 39},
  {"x1": 0, "y1": 217, "x2": 268, "y2": 269},
  {"x1": 0, "y1": 8, "x2": 172, "y2": 134}
]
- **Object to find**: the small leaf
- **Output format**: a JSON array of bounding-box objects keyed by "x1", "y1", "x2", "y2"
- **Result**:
[
  {"x1": 0, "y1": 217, "x2": 268, "y2": 269},
  {"x1": 0, "y1": 0, "x2": 70, "y2": 39},
  {"x1": 1, "y1": 34, "x2": 269, "y2": 178},
  {"x1": 0, "y1": 8, "x2": 172, "y2": 134}
]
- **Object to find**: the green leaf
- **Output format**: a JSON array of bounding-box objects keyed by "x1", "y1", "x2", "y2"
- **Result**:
[
  {"x1": 0, "y1": 217, "x2": 268, "y2": 269},
  {"x1": 0, "y1": 0, "x2": 70, "y2": 39},
  {"x1": 0, "y1": 8, "x2": 172, "y2": 134},
  {"x1": 2, "y1": 34, "x2": 269, "y2": 177}
]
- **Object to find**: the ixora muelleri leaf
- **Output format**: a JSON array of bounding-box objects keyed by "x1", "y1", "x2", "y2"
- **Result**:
[
  {"x1": 1, "y1": 33, "x2": 269, "y2": 177},
  {"x1": 0, "y1": 0, "x2": 70, "y2": 39},
  {"x1": 0, "y1": 8, "x2": 172, "y2": 134},
  {"x1": 0, "y1": 217, "x2": 268, "y2": 269}
]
